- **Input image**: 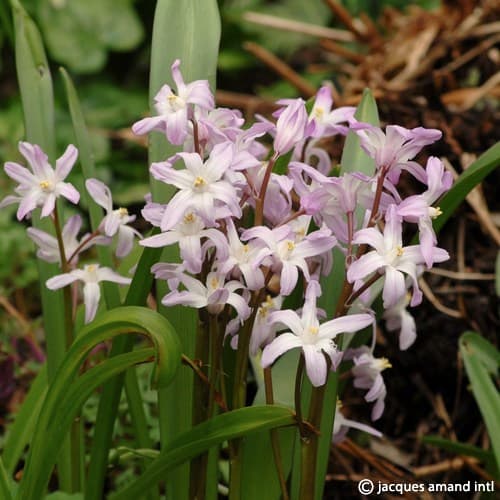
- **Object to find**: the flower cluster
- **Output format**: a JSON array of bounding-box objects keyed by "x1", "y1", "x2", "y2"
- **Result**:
[
  {"x1": 1, "y1": 59, "x2": 452, "y2": 441},
  {"x1": 132, "y1": 60, "x2": 451, "y2": 437},
  {"x1": 0, "y1": 145, "x2": 140, "y2": 323}
]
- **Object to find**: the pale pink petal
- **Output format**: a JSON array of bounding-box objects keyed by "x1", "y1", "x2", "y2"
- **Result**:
[
  {"x1": 261, "y1": 333, "x2": 303, "y2": 367},
  {"x1": 83, "y1": 282, "x2": 101, "y2": 323},
  {"x1": 46, "y1": 272, "x2": 79, "y2": 290},
  {"x1": 86, "y1": 179, "x2": 112, "y2": 212},
  {"x1": 303, "y1": 345, "x2": 327, "y2": 387},
  {"x1": 55, "y1": 145, "x2": 78, "y2": 179}
]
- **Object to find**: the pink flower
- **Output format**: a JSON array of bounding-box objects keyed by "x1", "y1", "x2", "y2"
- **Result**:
[
  {"x1": 1, "y1": 142, "x2": 80, "y2": 220},
  {"x1": 132, "y1": 59, "x2": 214, "y2": 145},
  {"x1": 140, "y1": 210, "x2": 228, "y2": 274},
  {"x1": 150, "y1": 142, "x2": 241, "y2": 230},
  {"x1": 261, "y1": 281, "x2": 373, "y2": 387},
  {"x1": 347, "y1": 205, "x2": 449, "y2": 308},
  {"x1": 396, "y1": 157, "x2": 453, "y2": 267},
  {"x1": 273, "y1": 98, "x2": 309, "y2": 155},
  {"x1": 156, "y1": 268, "x2": 250, "y2": 320},
  {"x1": 27, "y1": 215, "x2": 108, "y2": 266},
  {"x1": 46, "y1": 264, "x2": 131, "y2": 323},
  {"x1": 242, "y1": 225, "x2": 336, "y2": 296},
  {"x1": 351, "y1": 123, "x2": 442, "y2": 184},
  {"x1": 86, "y1": 179, "x2": 142, "y2": 258},
  {"x1": 308, "y1": 86, "x2": 355, "y2": 138},
  {"x1": 350, "y1": 346, "x2": 391, "y2": 421}
]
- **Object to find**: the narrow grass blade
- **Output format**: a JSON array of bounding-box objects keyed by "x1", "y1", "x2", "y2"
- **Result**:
[
  {"x1": 59, "y1": 67, "x2": 121, "y2": 309},
  {"x1": 422, "y1": 436, "x2": 495, "y2": 466},
  {"x1": 0, "y1": 456, "x2": 13, "y2": 500},
  {"x1": 459, "y1": 332, "x2": 500, "y2": 476},
  {"x1": 109, "y1": 406, "x2": 296, "y2": 500}
]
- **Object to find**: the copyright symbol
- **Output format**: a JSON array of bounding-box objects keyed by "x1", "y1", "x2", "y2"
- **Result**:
[{"x1": 358, "y1": 478, "x2": 374, "y2": 495}]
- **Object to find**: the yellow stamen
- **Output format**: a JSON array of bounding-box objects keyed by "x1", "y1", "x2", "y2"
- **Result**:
[
  {"x1": 184, "y1": 212, "x2": 195, "y2": 223},
  {"x1": 286, "y1": 241, "x2": 295, "y2": 252},
  {"x1": 308, "y1": 326, "x2": 319, "y2": 335},
  {"x1": 396, "y1": 246, "x2": 404, "y2": 257},
  {"x1": 377, "y1": 357, "x2": 392, "y2": 371},
  {"x1": 431, "y1": 206, "x2": 442, "y2": 219},
  {"x1": 118, "y1": 207, "x2": 128, "y2": 217},
  {"x1": 39, "y1": 180, "x2": 51, "y2": 190},
  {"x1": 193, "y1": 176, "x2": 206, "y2": 188},
  {"x1": 210, "y1": 277, "x2": 219, "y2": 289}
]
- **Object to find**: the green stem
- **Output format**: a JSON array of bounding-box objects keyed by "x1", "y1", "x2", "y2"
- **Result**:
[
  {"x1": 299, "y1": 378, "x2": 328, "y2": 499},
  {"x1": 53, "y1": 205, "x2": 82, "y2": 492},
  {"x1": 190, "y1": 315, "x2": 210, "y2": 500}
]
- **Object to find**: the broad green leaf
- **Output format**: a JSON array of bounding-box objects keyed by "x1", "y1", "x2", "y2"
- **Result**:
[
  {"x1": 148, "y1": 0, "x2": 221, "y2": 200},
  {"x1": 148, "y1": 3, "x2": 220, "y2": 498},
  {"x1": 434, "y1": 142, "x2": 500, "y2": 234},
  {"x1": 242, "y1": 351, "x2": 300, "y2": 500},
  {"x1": 38, "y1": 0, "x2": 144, "y2": 74},
  {"x1": 340, "y1": 88, "x2": 379, "y2": 176},
  {"x1": 422, "y1": 435, "x2": 494, "y2": 466},
  {"x1": 18, "y1": 307, "x2": 182, "y2": 499},
  {"x1": 2, "y1": 366, "x2": 47, "y2": 476},
  {"x1": 109, "y1": 406, "x2": 296, "y2": 500},
  {"x1": 459, "y1": 331, "x2": 500, "y2": 475}
]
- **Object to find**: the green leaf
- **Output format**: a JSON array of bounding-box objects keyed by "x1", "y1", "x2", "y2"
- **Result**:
[
  {"x1": 85, "y1": 238, "x2": 164, "y2": 500},
  {"x1": 38, "y1": 0, "x2": 144, "y2": 74},
  {"x1": 147, "y1": 3, "x2": 221, "y2": 498},
  {"x1": 109, "y1": 406, "x2": 296, "y2": 500},
  {"x1": 2, "y1": 366, "x2": 47, "y2": 476},
  {"x1": 0, "y1": 456, "x2": 13, "y2": 500},
  {"x1": 149, "y1": 0, "x2": 221, "y2": 200},
  {"x1": 17, "y1": 307, "x2": 182, "y2": 499},
  {"x1": 339, "y1": 88, "x2": 379, "y2": 176},
  {"x1": 434, "y1": 142, "x2": 500, "y2": 234},
  {"x1": 422, "y1": 435, "x2": 494, "y2": 465},
  {"x1": 459, "y1": 331, "x2": 500, "y2": 476},
  {"x1": 59, "y1": 67, "x2": 122, "y2": 310}
]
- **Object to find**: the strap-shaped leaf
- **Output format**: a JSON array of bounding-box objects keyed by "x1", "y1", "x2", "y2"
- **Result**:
[
  {"x1": 1, "y1": 366, "x2": 47, "y2": 476},
  {"x1": 459, "y1": 332, "x2": 500, "y2": 476},
  {"x1": 434, "y1": 142, "x2": 500, "y2": 234},
  {"x1": 17, "y1": 307, "x2": 182, "y2": 499},
  {"x1": 109, "y1": 406, "x2": 296, "y2": 500},
  {"x1": 0, "y1": 456, "x2": 12, "y2": 500}
]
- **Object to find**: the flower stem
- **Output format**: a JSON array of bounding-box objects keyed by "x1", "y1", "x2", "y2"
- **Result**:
[
  {"x1": 255, "y1": 153, "x2": 278, "y2": 226},
  {"x1": 52, "y1": 205, "x2": 81, "y2": 492}
]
